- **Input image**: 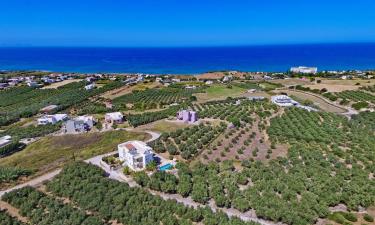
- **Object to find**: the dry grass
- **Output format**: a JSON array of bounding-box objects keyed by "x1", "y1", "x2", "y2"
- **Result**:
[
  {"x1": 303, "y1": 79, "x2": 375, "y2": 92},
  {"x1": 0, "y1": 130, "x2": 149, "y2": 176},
  {"x1": 134, "y1": 119, "x2": 192, "y2": 133},
  {"x1": 101, "y1": 81, "x2": 161, "y2": 99},
  {"x1": 41, "y1": 79, "x2": 82, "y2": 89},
  {"x1": 304, "y1": 84, "x2": 360, "y2": 92},
  {"x1": 194, "y1": 84, "x2": 246, "y2": 102},
  {"x1": 319, "y1": 78, "x2": 375, "y2": 86}
]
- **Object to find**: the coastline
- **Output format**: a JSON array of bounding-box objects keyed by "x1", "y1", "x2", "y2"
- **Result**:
[{"x1": 1, "y1": 43, "x2": 375, "y2": 74}]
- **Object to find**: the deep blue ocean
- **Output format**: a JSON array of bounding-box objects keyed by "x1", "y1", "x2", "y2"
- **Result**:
[{"x1": 0, "y1": 43, "x2": 375, "y2": 74}]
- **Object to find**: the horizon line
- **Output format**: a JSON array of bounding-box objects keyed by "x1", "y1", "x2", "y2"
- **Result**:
[{"x1": 1, "y1": 41, "x2": 375, "y2": 48}]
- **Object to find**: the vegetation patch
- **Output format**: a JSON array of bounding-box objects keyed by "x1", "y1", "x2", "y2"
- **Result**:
[
  {"x1": 2, "y1": 186, "x2": 105, "y2": 225},
  {"x1": 149, "y1": 122, "x2": 226, "y2": 160},
  {"x1": 45, "y1": 162, "x2": 259, "y2": 225}
]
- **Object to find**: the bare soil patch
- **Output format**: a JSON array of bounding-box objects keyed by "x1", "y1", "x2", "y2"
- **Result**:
[
  {"x1": 269, "y1": 78, "x2": 312, "y2": 86},
  {"x1": 101, "y1": 81, "x2": 161, "y2": 99},
  {"x1": 0, "y1": 200, "x2": 29, "y2": 223}
]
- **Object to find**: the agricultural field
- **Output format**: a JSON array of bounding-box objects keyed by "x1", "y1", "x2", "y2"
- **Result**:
[
  {"x1": 352, "y1": 111, "x2": 375, "y2": 130},
  {"x1": 1, "y1": 162, "x2": 258, "y2": 225},
  {"x1": 0, "y1": 167, "x2": 31, "y2": 189},
  {"x1": 101, "y1": 80, "x2": 161, "y2": 99},
  {"x1": 126, "y1": 105, "x2": 181, "y2": 127},
  {"x1": 194, "y1": 84, "x2": 246, "y2": 102},
  {"x1": 149, "y1": 122, "x2": 226, "y2": 160},
  {"x1": 334, "y1": 90, "x2": 375, "y2": 103},
  {"x1": 2, "y1": 186, "x2": 105, "y2": 224},
  {"x1": 191, "y1": 98, "x2": 277, "y2": 124},
  {"x1": 0, "y1": 209, "x2": 26, "y2": 225},
  {"x1": 113, "y1": 86, "x2": 204, "y2": 110},
  {"x1": 0, "y1": 130, "x2": 149, "y2": 178},
  {"x1": 134, "y1": 108, "x2": 375, "y2": 225},
  {"x1": 189, "y1": 98, "x2": 284, "y2": 162}
]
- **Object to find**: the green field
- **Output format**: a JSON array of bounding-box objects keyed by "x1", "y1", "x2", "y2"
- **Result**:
[
  {"x1": 194, "y1": 84, "x2": 246, "y2": 102},
  {"x1": 0, "y1": 130, "x2": 149, "y2": 176}
]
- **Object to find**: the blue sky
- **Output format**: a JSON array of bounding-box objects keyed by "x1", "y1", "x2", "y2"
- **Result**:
[{"x1": 0, "y1": 0, "x2": 375, "y2": 47}]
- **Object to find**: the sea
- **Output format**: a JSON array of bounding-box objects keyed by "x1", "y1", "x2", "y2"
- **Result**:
[{"x1": 0, "y1": 43, "x2": 375, "y2": 74}]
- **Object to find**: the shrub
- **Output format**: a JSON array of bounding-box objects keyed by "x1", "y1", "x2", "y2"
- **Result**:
[
  {"x1": 352, "y1": 101, "x2": 368, "y2": 110},
  {"x1": 363, "y1": 213, "x2": 374, "y2": 222},
  {"x1": 342, "y1": 212, "x2": 357, "y2": 222}
]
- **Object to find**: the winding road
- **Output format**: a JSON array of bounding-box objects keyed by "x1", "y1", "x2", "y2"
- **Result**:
[{"x1": 0, "y1": 128, "x2": 279, "y2": 225}]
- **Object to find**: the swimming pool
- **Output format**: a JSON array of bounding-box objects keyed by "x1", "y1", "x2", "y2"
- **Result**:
[{"x1": 159, "y1": 163, "x2": 173, "y2": 171}]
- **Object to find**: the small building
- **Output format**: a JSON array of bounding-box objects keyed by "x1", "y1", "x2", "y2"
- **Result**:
[
  {"x1": 37, "y1": 114, "x2": 68, "y2": 125},
  {"x1": 290, "y1": 66, "x2": 318, "y2": 74},
  {"x1": 84, "y1": 83, "x2": 95, "y2": 90},
  {"x1": 27, "y1": 81, "x2": 39, "y2": 87},
  {"x1": 118, "y1": 141, "x2": 154, "y2": 171},
  {"x1": 64, "y1": 115, "x2": 94, "y2": 133},
  {"x1": 185, "y1": 85, "x2": 196, "y2": 90},
  {"x1": 105, "y1": 112, "x2": 124, "y2": 124},
  {"x1": 177, "y1": 110, "x2": 198, "y2": 123},
  {"x1": 205, "y1": 80, "x2": 213, "y2": 85},
  {"x1": 0, "y1": 135, "x2": 12, "y2": 148}
]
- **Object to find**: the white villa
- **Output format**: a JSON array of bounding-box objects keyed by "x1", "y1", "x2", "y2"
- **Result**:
[
  {"x1": 105, "y1": 112, "x2": 124, "y2": 124},
  {"x1": 271, "y1": 95, "x2": 298, "y2": 107},
  {"x1": 38, "y1": 114, "x2": 68, "y2": 125},
  {"x1": 272, "y1": 95, "x2": 318, "y2": 112},
  {"x1": 118, "y1": 141, "x2": 154, "y2": 171}
]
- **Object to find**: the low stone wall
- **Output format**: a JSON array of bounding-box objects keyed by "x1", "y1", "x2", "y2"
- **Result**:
[{"x1": 100, "y1": 160, "x2": 122, "y2": 171}]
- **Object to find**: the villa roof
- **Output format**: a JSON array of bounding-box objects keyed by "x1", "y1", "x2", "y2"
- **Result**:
[{"x1": 125, "y1": 143, "x2": 136, "y2": 150}]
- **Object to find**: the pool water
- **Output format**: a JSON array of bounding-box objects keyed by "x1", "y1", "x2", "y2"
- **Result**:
[{"x1": 159, "y1": 163, "x2": 173, "y2": 171}]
